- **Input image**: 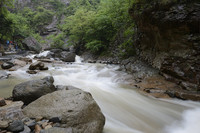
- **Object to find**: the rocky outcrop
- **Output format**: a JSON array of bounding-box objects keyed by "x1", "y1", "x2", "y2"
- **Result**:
[
  {"x1": 13, "y1": 76, "x2": 56, "y2": 105},
  {"x1": 23, "y1": 89, "x2": 105, "y2": 133},
  {"x1": 129, "y1": 0, "x2": 200, "y2": 96},
  {"x1": 22, "y1": 37, "x2": 42, "y2": 53}
]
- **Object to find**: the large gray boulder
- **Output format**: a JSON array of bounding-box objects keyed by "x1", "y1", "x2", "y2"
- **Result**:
[
  {"x1": 23, "y1": 89, "x2": 105, "y2": 133},
  {"x1": 22, "y1": 37, "x2": 42, "y2": 53},
  {"x1": 13, "y1": 76, "x2": 56, "y2": 105},
  {"x1": 60, "y1": 51, "x2": 76, "y2": 62}
]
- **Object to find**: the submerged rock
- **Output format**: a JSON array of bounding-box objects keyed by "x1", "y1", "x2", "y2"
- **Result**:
[
  {"x1": 23, "y1": 89, "x2": 105, "y2": 133},
  {"x1": 13, "y1": 76, "x2": 56, "y2": 105}
]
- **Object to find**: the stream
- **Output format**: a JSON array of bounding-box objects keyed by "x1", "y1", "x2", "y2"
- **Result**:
[{"x1": 0, "y1": 54, "x2": 200, "y2": 133}]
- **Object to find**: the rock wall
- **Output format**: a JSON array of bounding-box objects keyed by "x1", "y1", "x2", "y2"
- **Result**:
[{"x1": 129, "y1": 1, "x2": 200, "y2": 91}]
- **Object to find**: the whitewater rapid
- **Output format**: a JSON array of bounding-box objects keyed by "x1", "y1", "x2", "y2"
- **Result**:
[{"x1": 0, "y1": 54, "x2": 200, "y2": 133}]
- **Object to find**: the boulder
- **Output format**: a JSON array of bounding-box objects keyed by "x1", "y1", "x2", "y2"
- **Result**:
[
  {"x1": 0, "y1": 101, "x2": 24, "y2": 121},
  {"x1": 60, "y1": 51, "x2": 76, "y2": 62},
  {"x1": 22, "y1": 37, "x2": 42, "y2": 53},
  {"x1": 29, "y1": 61, "x2": 48, "y2": 71},
  {"x1": 13, "y1": 76, "x2": 56, "y2": 105},
  {"x1": 23, "y1": 89, "x2": 105, "y2": 133},
  {"x1": 1, "y1": 62, "x2": 14, "y2": 69}
]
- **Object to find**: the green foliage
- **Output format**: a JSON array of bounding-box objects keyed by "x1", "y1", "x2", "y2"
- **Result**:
[
  {"x1": 85, "y1": 40, "x2": 105, "y2": 53},
  {"x1": 8, "y1": 13, "x2": 31, "y2": 38},
  {"x1": 62, "y1": 0, "x2": 136, "y2": 55},
  {"x1": 51, "y1": 33, "x2": 65, "y2": 48}
]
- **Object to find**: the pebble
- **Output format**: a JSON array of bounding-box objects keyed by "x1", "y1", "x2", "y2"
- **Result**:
[
  {"x1": 35, "y1": 124, "x2": 41, "y2": 133},
  {"x1": 19, "y1": 126, "x2": 31, "y2": 133},
  {"x1": 0, "y1": 99, "x2": 6, "y2": 107},
  {"x1": 35, "y1": 116, "x2": 43, "y2": 122},
  {"x1": 0, "y1": 121, "x2": 9, "y2": 129},
  {"x1": 44, "y1": 125, "x2": 52, "y2": 130}
]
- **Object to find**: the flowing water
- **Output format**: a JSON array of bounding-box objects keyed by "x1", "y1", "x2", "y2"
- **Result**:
[{"x1": 0, "y1": 54, "x2": 200, "y2": 133}]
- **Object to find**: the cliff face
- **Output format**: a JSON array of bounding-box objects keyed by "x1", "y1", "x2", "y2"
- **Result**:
[{"x1": 129, "y1": 1, "x2": 200, "y2": 92}]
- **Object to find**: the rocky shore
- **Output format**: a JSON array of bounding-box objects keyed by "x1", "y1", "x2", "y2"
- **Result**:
[{"x1": 0, "y1": 76, "x2": 105, "y2": 133}]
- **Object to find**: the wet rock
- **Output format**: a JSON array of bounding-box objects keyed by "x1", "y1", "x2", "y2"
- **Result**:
[
  {"x1": 26, "y1": 70, "x2": 37, "y2": 74},
  {"x1": 1, "y1": 62, "x2": 14, "y2": 69},
  {"x1": 0, "y1": 71, "x2": 10, "y2": 79},
  {"x1": 60, "y1": 51, "x2": 76, "y2": 62},
  {"x1": 7, "y1": 120, "x2": 24, "y2": 132},
  {"x1": 0, "y1": 99, "x2": 6, "y2": 107},
  {"x1": 29, "y1": 61, "x2": 48, "y2": 71},
  {"x1": 88, "y1": 60, "x2": 96, "y2": 63},
  {"x1": 23, "y1": 89, "x2": 105, "y2": 133},
  {"x1": 166, "y1": 90, "x2": 200, "y2": 101},
  {"x1": 0, "y1": 101, "x2": 24, "y2": 121},
  {"x1": 0, "y1": 121, "x2": 9, "y2": 129},
  {"x1": 22, "y1": 37, "x2": 42, "y2": 53},
  {"x1": 37, "y1": 59, "x2": 53, "y2": 63},
  {"x1": 13, "y1": 76, "x2": 56, "y2": 105},
  {"x1": 19, "y1": 126, "x2": 31, "y2": 133}
]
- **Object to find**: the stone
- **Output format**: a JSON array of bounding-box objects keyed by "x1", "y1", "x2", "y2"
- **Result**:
[
  {"x1": 0, "y1": 101, "x2": 24, "y2": 121},
  {"x1": 7, "y1": 120, "x2": 24, "y2": 132},
  {"x1": 19, "y1": 126, "x2": 31, "y2": 133},
  {"x1": 12, "y1": 76, "x2": 56, "y2": 105},
  {"x1": 35, "y1": 116, "x2": 43, "y2": 122},
  {"x1": 41, "y1": 127, "x2": 72, "y2": 133},
  {"x1": 23, "y1": 89, "x2": 105, "y2": 133},
  {"x1": 0, "y1": 71, "x2": 10, "y2": 80},
  {"x1": 44, "y1": 125, "x2": 52, "y2": 130},
  {"x1": 29, "y1": 61, "x2": 48, "y2": 71},
  {"x1": 0, "y1": 99, "x2": 6, "y2": 107},
  {"x1": 0, "y1": 121, "x2": 9, "y2": 129},
  {"x1": 13, "y1": 59, "x2": 26, "y2": 67},
  {"x1": 24, "y1": 120, "x2": 36, "y2": 130},
  {"x1": 22, "y1": 37, "x2": 42, "y2": 53},
  {"x1": 1, "y1": 62, "x2": 14, "y2": 69},
  {"x1": 60, "y1": 51, "x2": 76, "y2": 62},
  {"x1": 35, "y1": 124, "x2": 41, "y2": 133},
  {"x1": 26, "y1": 70, "x2": 37, "y2": 74},
  {"x1": 49, "y1": 117, "x2": 61, "y2": 123}
]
